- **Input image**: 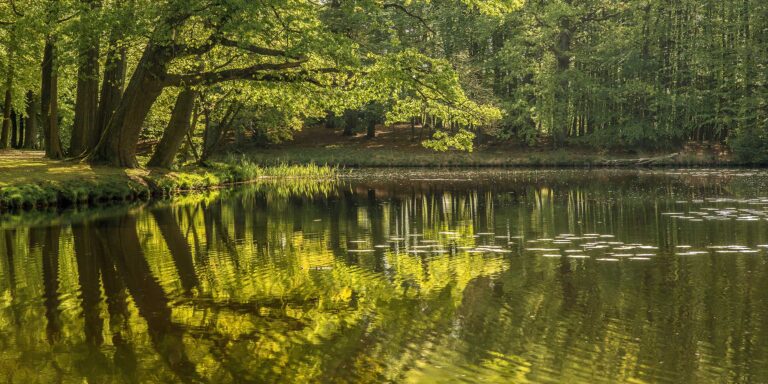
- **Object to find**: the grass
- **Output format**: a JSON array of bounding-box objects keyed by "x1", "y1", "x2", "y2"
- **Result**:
[{"x1": 0, "y1": 150, "x2": 337, "y2": 211}]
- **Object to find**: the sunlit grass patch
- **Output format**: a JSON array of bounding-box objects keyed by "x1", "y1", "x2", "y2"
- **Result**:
[{"x1": 0, "y1": 150, "x2": 340, "y2": 212}]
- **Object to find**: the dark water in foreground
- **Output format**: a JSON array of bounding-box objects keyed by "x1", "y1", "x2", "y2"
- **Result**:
[{"x1": 2, "y1": 169, "x2": 768, "y2": 383}]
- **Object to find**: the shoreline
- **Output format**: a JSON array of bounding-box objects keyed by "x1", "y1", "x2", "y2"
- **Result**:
[
  {"x1": 237, "y1": 146, "x2": 737, "y2": 168},
  {"x1": 0, "y1": 147, "x2": 754, "y2": 213},
  {"x1": 0, "y1": 150, "x2": 336, "y2": 212}
]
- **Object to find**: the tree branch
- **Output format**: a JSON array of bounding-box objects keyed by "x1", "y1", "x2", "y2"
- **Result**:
[
  {"x1": 219, "y1": 38, "x2": 304, "y2": 59},
  {"x1": 383, "y1": 3, "x2": 435, "y2": 34},
  {"x1": 162, "y1": 62, "x2": 343, "y2": 87}
]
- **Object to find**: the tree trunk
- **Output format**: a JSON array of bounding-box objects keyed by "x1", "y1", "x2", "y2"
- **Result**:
[
  {"x1": 147, "y1": 89, "x2": 197, "y2": 168},
  {"x1": 10, "y1": 109, "x2": 18, "y2": 148},
  {"x1": 70, "y1": 27, "x2": 101, "y2": 156},
  {"x1": 89, "y1": 44, "x2": 168, "y2": 167},
  {"x1": 0, "y1": 88, "x2": 11, "y2": 149},
  {"x1": 95, "y1": 35, "x2": 126, "y2": 150},
  {"x1": 366, "y1": 116, "x2": 376, "y2": 138},
  {"x1": 16, "y1": 110, "x2": 23, "y2": 148},
  {"x1": 553, "y1": 25, "x2": 572, "y2": 148},
  {"x1": 41, "y1": 39, "x2": 64, "y2": 159},
  {"x1": 23, "y1": 91, "x2": 37, "y2": 149},
  {"x1": 200, "y1": 103, "x2": 239, "y2": 164},
  {"x1": 343, "y1": 110, "x2": 357, "y2": 136}
]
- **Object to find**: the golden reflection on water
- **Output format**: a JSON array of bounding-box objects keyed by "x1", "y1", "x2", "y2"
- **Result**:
[{"x1": 1, "y1": 169, "x2": 768, "y2": 383}]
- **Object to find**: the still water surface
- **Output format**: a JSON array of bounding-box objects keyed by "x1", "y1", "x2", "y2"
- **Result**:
[{"x1": 2, "y1": 169, "x2": 768, "y2": 383}]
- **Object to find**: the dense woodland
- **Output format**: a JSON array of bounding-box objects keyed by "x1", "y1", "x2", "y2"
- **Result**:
[{"x1": 0, "y1": 0, "x2": 767, "y2": 168}]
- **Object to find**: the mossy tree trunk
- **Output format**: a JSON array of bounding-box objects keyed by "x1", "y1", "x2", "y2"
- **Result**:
[
  {"x1": 147, "y1": 88, "x2": 197, "y2": 168},
  {"x1": 89, "y1": 43, "x2": 169, "y2": 167}
]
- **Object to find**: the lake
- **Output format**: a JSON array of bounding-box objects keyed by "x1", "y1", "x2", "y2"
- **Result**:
[{"x1": 2, "y1": 168, "x2": 768, "y2": 383}]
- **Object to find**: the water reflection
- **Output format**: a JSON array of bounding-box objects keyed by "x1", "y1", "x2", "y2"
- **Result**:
[{"x1": 1, "y1": 169, "x2": 768, "y2": 383}]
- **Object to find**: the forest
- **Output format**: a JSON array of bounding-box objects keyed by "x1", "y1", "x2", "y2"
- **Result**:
[
  {"x1": 3, "y1": 2, "x2": 768, "y2": 382},
  {"x1": 0, "y1": 0, "x2": 767, "y2": 170}
]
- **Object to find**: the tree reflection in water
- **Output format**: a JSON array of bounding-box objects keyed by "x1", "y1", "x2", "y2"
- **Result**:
[{"x1": 0, "y1": 170, "x2": 767, "y2": 383}]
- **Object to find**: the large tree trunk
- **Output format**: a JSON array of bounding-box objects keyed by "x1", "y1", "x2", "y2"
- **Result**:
[
  {"x1": 23, "y1": 91, "x2": 38, "y2": 149},
  {"x1": 89, "y1": 44, "x2": 168, "y2": 167},
  {"x1": 41, "y1": 39, "x2": 64, "y2": 159},
  {"x1": 70, "y1": 20, "x2": 101, "y2": 157},
  {"x1": 147, "y1": 89, "x2": 197, "y2": 168},
  {"x1": 95, "y1": 37, "x2": 127, "y2": 149}
]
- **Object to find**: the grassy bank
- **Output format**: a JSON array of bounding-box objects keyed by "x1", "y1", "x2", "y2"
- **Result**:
[
  {"x1": 238, "y1": 146, "x2": 733, "y2": 168},
  {"x1": 0, "y1": 151, "x2": 336, "y2": 211}
]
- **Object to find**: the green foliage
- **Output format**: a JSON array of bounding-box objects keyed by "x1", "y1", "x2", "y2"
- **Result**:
[
  {"x1": 729, "y1": 130, "x2": 768, "y2": 165},
  {"x1": 422, "y1": 129, "x2": 476, "y2": 152}
]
